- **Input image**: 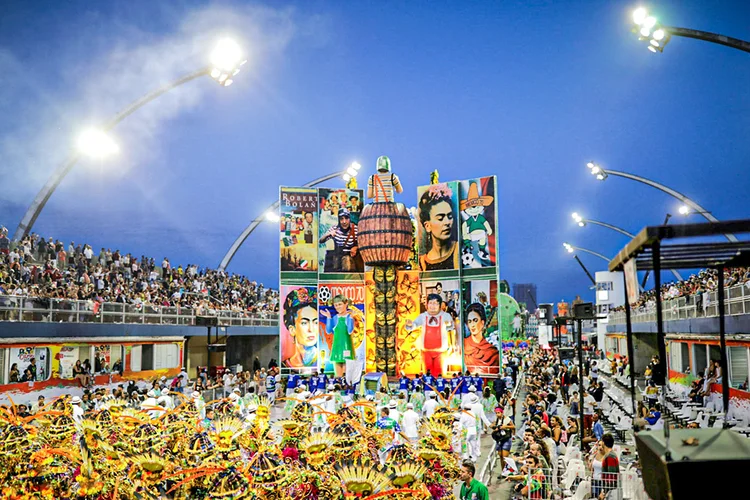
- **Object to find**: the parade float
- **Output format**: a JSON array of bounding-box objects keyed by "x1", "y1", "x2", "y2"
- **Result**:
[{"x1": 278, "y1": 156, "x2": 506, "y2": 380}]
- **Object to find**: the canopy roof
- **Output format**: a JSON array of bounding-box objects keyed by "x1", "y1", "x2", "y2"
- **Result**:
[{"x1": 608, "y1": 219, "x2": 750, "y2": 272}]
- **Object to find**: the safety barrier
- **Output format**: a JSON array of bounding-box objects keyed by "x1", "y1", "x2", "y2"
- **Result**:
[
  {"x1": 608, "y1": 283, "x2": 750, "y2": 324},
  {"x1": 0, "y1": 295, "x2": 278, "y2": 327},
  {"x1": 506, "y1": 467, "x2": 650, "y2": 500}
]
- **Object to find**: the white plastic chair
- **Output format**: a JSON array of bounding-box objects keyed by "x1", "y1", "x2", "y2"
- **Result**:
[{"x1": 564, "y1": 479, "x2": 591, "y2": 500}]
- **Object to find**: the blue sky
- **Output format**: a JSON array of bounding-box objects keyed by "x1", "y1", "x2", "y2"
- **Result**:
[{"x1": 1, "y1": 0, "x2": 748, "y2": 304}]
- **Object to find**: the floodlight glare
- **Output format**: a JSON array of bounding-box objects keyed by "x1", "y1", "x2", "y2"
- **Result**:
[
  {"x1": 650, "y1": 39, "x2": 660, "y2": 47},
  {"x1": 648, "y1": 45, "x2": 658, "y2": 53},
  {"x1": 644, "y1": 16, "x2": 657, "y2": 29},
  {"x1": 678, "y1": 204, "x2": 690, "y2": 215},
  {"x1": 343, "y1": 173, "x2": 351, "y2": 181},
  {"x1": 77, "y1": 129, "x2": 119, "y2": 159},
  {"x1": 265, "y1": 211, "x2": 280, "y2": 222},
  {"x1": 210, "y1": 38, "x2": 243, "y2": 72},
  {"x1": 578, "y1": 221, "x2": 585, "y2": 227},
  {"x1": 591, "y1": 166, "x2": 601, "y2": 174},
  {"x1": 351, "y1": 161, "x2": 362, "y2": 171},
  {"x1": 640, "y1": 26, "x2": 652, "y2": 37},
  {"x1": 571, "y1": 212, "x2": 580, "y2": 220},
  {"x1": 633, "y1": 7, "x2": 648, "y2": 25},
  {"x1": 586, "y1": 162, "x2": 595, "y2": 169},
  {"x1": 346, "y1": 167, "x2": 358, "y2": 177},
  {"x1": 596, "y1": 174, "x2": 605, "y2": 181},
  {"x1": 653, "y1": 29, "x2": 665, "y2": 41}
]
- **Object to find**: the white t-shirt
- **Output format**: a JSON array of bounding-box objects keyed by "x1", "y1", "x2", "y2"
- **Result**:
[{"x1": 402, "y1": 410, "x2": 420, "y2": 438}]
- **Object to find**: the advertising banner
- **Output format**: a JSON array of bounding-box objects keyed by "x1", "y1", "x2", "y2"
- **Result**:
[
  {"x1": 318, "y1": 188, "x2": 365, "y2": 274},
  {"x1": 279, "y1": 187, "x2": 319, "y2": 273},
  {"x1": 459, "y1": 176, "x2": 498, "y2": 273},
  {"x1": 462, "y1": 279, "x2": 501, "y2": 375},
  {"x1": 416, "y1": 181, "x2": 461, "y2": 272},
  {"x1": 318, "y1": 283, "x2": 366, "y2": 382},
  {"x1": 279, "y1": 285, "x2": 319, "y2": 372},
  {"x1": 624, "y1": 258, "x2": 639, "y2": 305}
]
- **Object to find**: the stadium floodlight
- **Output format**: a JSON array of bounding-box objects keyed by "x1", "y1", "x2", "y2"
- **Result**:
[
  {"x1": 678, "y1": 204, "x2": 690, "y2": 215},
  {"x1": 265, "y1": 211, "x2": 280, "y2": 222},
  {"x1": 630, "y1": 6, "x2": 750, "y2": 54},
  {"x1": 585, "y1": 160, "x2": 737, "y2": 242},
  {"x1": 209, "y1": 38, "x2": 247, "y2": 87},
  {"x1": 587, "y1": 162, "x2": 609, "y2": 181},
  {"x1": 563, "y1": 242, "x2": 574, "y2": 253},
  {"x1": 77, "y1": 129, "x2": 119, "y2": 159},
  {"x1": 343, "y1": 161, "x2": 362, "y2": 181}
]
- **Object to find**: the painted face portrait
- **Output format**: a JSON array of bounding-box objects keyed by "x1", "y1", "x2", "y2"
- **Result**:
[
  {"x1": 466, "y1": 310, "x2": 486, "y2": 337},
  {"x1": 424, "y1": 201, "x2": 454, "y2": 242},
  {"x1": 291, "y1": 305, "x2": 318, "y2": 347}
]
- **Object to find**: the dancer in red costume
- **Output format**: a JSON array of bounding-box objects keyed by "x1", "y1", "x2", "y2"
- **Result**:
[{"x1": 405, "y1": 293, "x2": 457, "y2": 377}]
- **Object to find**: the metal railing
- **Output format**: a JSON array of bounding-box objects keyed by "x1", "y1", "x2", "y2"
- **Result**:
[
  {"x1": 0, "y1": 296, "x2": 278, "y2": 327},
  {"x1": 508, "y1": 467, "x2": 650, "y2": 500},
  {"x1": 608, "y1": 283, "x2": 750, "y2": 324}
]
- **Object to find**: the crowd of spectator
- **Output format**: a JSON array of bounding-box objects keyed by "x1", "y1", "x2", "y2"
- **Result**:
[
  {"x1": 500, "y1": 347, "x2": 626, "y2": 499},
  {"x1": 614, "y1": 267, "x2": 750, "y2": 313},
  {"x1": 0, "y1": 226, "x2": 279, "y2": 318}
]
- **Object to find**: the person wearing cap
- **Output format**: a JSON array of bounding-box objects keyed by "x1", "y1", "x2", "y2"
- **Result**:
[
  {"x1": 320, "y1": 208, "x2": 360, "y2": 272},
  {"x1": 423, "y1": 391, "x2": 439, "y2": 418},
  {"x1": 401, "y1": 402, "x2": 420, "y2": 443},
  {"x1": 142, "y1": 390, "x2": 161, "y2": 419},
  {"x1": 465, "y1": 393, "x2": 492, "y2": 462},
  {"x1": 70, "y1": 396, "x2": 84, "y2": 423},
  {"x1": 386, "y1": 399, "x2": 401, "y2": 424},
  {"x1": 367, "y1": 155, "x2": 402, "y2": 202}
]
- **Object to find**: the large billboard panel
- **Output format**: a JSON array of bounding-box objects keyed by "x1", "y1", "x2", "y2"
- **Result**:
[
  {"x1": 400, "y1": 277, "x2": 462, "y2": 377},
  {"x1": 318, "y1": 282, "x2": 366, "y2": 382},
  {"x1": 459, "y1": 176, "x2": 497, "y2": 270},
  {"x1": 280, "y1": 285, "x2": 319, "y2": 371},
  {"x1": 279, "y1": 188, "x2": 319, "y2": 272},
  {"x1": 462, "y1": 279, "x2": 501, "y2": 375},
  {"x1": 318, "y1": 188, "x2": 365, "y2": 273},
  {"x1": 416, "y1": 182, "x2": 460, "y2": 272}
]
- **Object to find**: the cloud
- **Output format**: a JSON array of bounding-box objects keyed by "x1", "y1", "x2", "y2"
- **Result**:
[{"x1": 0, "y1": 2, "x2": 303, "y2": 204}]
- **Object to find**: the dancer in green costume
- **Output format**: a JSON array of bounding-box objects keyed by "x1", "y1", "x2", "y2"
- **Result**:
[{"x1": 321, "y1": 294, "x2": 355, "y2": 377}]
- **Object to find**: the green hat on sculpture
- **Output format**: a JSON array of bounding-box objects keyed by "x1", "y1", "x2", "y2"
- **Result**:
[{"x1": 376, "y1": 155, "x2": 391, "y2": 172}]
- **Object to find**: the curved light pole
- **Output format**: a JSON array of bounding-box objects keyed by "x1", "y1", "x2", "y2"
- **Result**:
[
  {"x1": 631, "y1": 7, "x2": 750, "y2": 54},
  {"x1": 571, "y1": 212, "x2": 683, "y2": 281},
  {"x1": 13, "y1": 39, "x2": 247, "y2": 242},
  {"x1": 586, "y1": 161, "x2": 738, "y2": 242},
  {"x1": 563, "y1": 242, "x2": 610, "y2": 262},
  {"x1": 218, "y1": 164, "x2": 362, "y2": 272}
]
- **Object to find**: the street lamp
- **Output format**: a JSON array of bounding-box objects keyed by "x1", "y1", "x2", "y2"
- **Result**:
[
  {"x1": 571, "y1": 212, "x2": 683, "y2": 281},
  {"x1": 631, "y1": 6, "x2": 750, "y2": 54},
  {"x1": 218, "y1": 162, "x2": 363, "y2": 271},
  {"x1": 571, "y1": 212, "x2": 635, "y2": 238},
  {"x1": 77, "y1": 129, "x2": 120, "y2": 159},
  {"x1": 13, "y1": 38, "x2": 245, "y2": 242},
  {"x1": 563, "y1": 242, "x2": 608, "y2": 286},
  {"x1": 585, "y1": 161, "x2": 737, "y2": 242},
  {"x1": 209, "y1": 38, "x2": 247, "y2": 87}
]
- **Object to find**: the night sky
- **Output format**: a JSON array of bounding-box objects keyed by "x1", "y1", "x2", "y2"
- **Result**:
[{"x1": 1, "y1": 0, "x2": 748, "y2": 304}]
